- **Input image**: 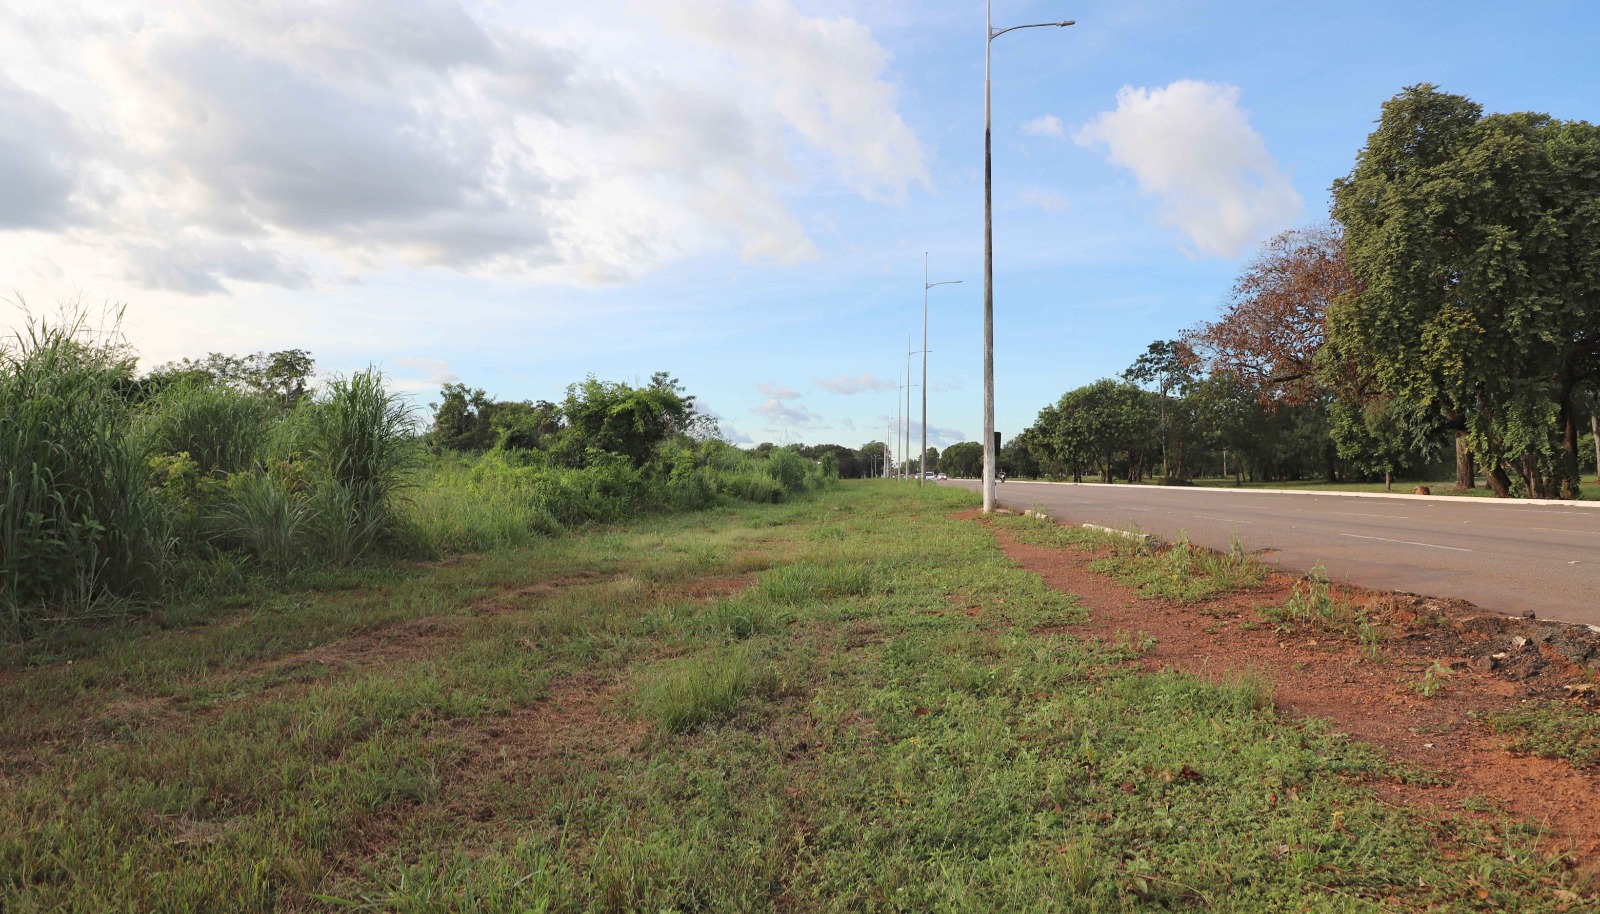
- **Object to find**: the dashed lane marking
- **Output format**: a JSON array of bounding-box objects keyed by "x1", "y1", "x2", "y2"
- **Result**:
[{"x1": 1337, "y1": 533, "x2": 1471, "y2": 552}]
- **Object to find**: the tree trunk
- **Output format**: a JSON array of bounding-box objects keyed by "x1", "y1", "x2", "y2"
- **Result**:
[
  {"x1": 1385, "y1": 470, "x2": 1392, "y2": 492},
  {"x1": 1486, "y1": 459, "x2": 1513, "y2": 498},
  {"x1": 1593, "y1": 414, "x2": 1599, "y2": 484},
  {"x1": 1557, "y1": 376, "x2": 1582, "y2": 500},
  {"x1": 1520, "y1": 453, "x2": 1549, "y2": 500},
  {"x1": 1454, "y1": 432, "x2": 1474, "y2": 490}
]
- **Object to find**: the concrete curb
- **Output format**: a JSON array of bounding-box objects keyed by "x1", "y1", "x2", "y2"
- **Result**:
[{"x1": 999, "y1": 480, "x2": 1600, "y2": 510}]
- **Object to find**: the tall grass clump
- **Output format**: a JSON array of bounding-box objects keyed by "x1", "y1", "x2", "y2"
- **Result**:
[
  {"x1": 137, "y1": 380, "x2": 273, "y2": 476},
  {"x1": 0, "y1": 315, "x2": 167, "y2": 637},
  {"x1": 296, "y1": 369, "x2": 420, "y2": 554}
]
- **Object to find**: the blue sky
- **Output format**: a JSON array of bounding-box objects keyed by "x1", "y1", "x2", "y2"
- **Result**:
[{"x1": 2, "y1": 0, "x2": 1597, "y2": 452}]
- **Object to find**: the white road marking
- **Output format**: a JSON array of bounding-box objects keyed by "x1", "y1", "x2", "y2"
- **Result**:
[
  {"x1": 1195, "y1": 515, "x2": 1254, "y2": 525},
  {"x1": 1525, "y1": 527, "x2": 1600, "y2": 536},
  {"x1": 1331, "y1": 512, "x2": 1409, "y2": 519},
  {"x1": 1338, "y1": 533, "x2": 1471, "y2": 552}
]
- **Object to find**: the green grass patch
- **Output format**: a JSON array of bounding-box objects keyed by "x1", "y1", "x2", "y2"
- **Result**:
[
  {"x1": 998, "y1": 517, "x2": 1267, "y2": 604},
  {"x1": 631, "y1": 644, "x2": 781, "y2": 733},
  {"x1": 0, "y1": 481, "x2": 1593, "y2": 911},
  {"x1": 1486, "y1": 701, "x2": 1600, "y2": 767}
]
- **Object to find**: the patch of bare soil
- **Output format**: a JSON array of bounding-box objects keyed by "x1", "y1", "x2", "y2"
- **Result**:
[
  {"x1": 981, "y1": 518, "x2": 1600, "y2": 867},
  {"x1": 445, "y1": 676, "x2": 649, "y2": 819},
  {"x1": 473, "y1": 570, "x2": 616, "y2": 612},
  {"x1": 331, "y1": 675, "x2": 649, "y2": 873},
  {"x1": 280, "y1": 615, "x2": 469, "y2": 671},
  {"x1": 669, "y1": 574, "x2": 757, "y2": 601}
]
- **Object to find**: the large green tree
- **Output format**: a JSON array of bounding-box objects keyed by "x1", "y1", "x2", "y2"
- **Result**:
[
  {"x1": 1033, "y1": 380, "x2": 1157, "y2": 484},
  {"x1": 1329, "y1": 84, "x2": 1600, "y2": 498},
  {"x1": 938, "y1": 441, "x2": 983, "y2": 478}
]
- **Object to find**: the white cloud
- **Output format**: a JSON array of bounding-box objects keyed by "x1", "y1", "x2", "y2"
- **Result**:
[
  {"x1": 650, "y1": 0, "x2": 928, "y2": 202},
  {"x1": 753, "y1": 399, "x2": 814, "y2": 426},
  {"x1": 1074, "y1": 80, "x2": 1303, "y2": 258},
  {"x1": 393, "y1": 357, "x2": 460, "y2": 392},
  {"x1": 1020, "y1": 189, "x2": 1069, "y2": 212},
  {"x1": 756, "y1": 381, "x2": 803, "y2": 400},
  {"x1": 908, "y1": 420, "x2": 966, "y2": 447},
  {"x1": 752, "y1": 378, "x2": 813, "y2": 427},
  {"x1": 0, "y1": 0, "x2": 926, "y2": 294},
  {"x1": 1021, "y1": 114, "x2": 1064, "y2": 139},
  {"x1": 816, "y1": 371, "x2": 896, "y2": 395}
]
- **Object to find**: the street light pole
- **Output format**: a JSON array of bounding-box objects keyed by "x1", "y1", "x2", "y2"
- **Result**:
[
  {"x1": 906, "y1": 338, "x2": 914, "y2": 482},
  {"x1": 922, "y1": 252, "x2": 962, "y2": 488},
  {"x1": 983, "y1": 3, "x2": 1074, "y2": 512}
]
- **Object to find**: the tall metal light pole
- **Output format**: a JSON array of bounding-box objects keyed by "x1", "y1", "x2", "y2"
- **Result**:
[
  {"x1": 922, "y1": 253, "x2": 962, "y2": 487},
  {"x1": 984, "y1": 4, "x2": 1075, "y2": 512}
]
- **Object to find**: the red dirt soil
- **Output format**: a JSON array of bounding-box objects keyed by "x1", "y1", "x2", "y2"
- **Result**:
[{"x1": 976, "y1": 513, "x2": 1600, "y2": 868}]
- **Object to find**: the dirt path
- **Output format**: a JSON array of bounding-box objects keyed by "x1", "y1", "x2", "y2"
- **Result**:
[{"x1": 982, "y1": 517, "x2": 1600, "y2": 867}]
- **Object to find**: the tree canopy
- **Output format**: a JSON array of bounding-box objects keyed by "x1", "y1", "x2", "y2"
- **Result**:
[{"x1": 1329, "y1": 84, "x2": 1600, "y2": 498}]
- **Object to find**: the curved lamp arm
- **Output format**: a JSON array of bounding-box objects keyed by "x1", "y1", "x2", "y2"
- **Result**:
[{"x1": 990, "y1": 20, "x2": 1075, "y2": 41}]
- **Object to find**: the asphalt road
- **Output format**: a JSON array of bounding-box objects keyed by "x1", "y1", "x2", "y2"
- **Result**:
[{"x1": 946, "y1": 480, "x2": 1600, "y2": 628}]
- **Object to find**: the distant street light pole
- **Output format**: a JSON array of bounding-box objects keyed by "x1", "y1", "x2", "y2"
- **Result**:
[
  {"x1": 922, "y1": 252, "x2": 962, "y2": 487},
  {"x1": 906, "y1": 338, "x2": 920, "y2": 482},
  {"x1": 983, "y1": 3, "x2": 1074, "y2": 512},
  {"x1": 895, "y1": 374, "x2": 904, "y2": 478},
  {"x1": 885, "y1": 420, "x2": 893, "y2": 478}
]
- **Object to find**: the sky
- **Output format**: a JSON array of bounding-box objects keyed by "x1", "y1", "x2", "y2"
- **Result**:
[{"x1": 2, "y1": 0, "x2": 1598, "y2": 453}]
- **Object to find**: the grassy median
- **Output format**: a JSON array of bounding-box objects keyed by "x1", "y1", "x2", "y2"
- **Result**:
[{"x1": 0, "y1": 482, "x2": 1588, "y2": 911}]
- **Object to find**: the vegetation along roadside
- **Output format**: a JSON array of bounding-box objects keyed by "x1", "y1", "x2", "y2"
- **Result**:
[{"x1": 1, "y1": 483, "x2": 1594, "y2": 911}]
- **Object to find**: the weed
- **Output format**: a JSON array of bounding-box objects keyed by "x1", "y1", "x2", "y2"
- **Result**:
[
  {"x1": 1082, "y1": 531, "x2": 1266, "y2": 604},
  {"x1": 1415, "y1": 661, "x2": 1452, "y2": 698}
]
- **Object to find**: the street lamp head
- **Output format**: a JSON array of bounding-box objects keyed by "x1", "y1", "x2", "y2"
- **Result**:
[{"x1": 1058, "y1": 20, "x2": 1076, "y2": 27}]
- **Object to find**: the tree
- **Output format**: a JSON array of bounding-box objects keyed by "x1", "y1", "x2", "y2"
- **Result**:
[
  {"x1": 558, "y1": 372, "x2": 699, "y2": 468},
  {"x1": 428, "y1": 383, "x2": 497, "y2": 452},
  {"x1": 1329, "y1": 398, "x2": 1440, "y2": 491},
  {"x1": 152, "y1": 349, "x2": 316, "y2": 407},
  {"x1": 939, "y1": 441, "x2": 984, "y2": 478},
  {"x1": 1188, "y1": 226, "x2": 1356, "y2": 407},
  {"x1": 1123, "y1": 339, "x2": 1199, "y2": 479},
  {"x1": 1330, "y1": 85, "x2": 1600, "y2": 498},
  {"x1": 491, "y1": 399, "x2": 561, "y2": 451},
  {"x1": 855, "y1": 441, "x2": 889, "y2": 477},
  {"x1": 1034, "y1": 380, "x2": 1157, "y2": 484},
  {"x1": 999, "y1": 431, "x2": 1041, "y2": 479}
]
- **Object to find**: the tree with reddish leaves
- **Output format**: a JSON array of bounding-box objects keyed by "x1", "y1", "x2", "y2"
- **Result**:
[{"x1": 1186, "y1": 224, "x2": 1356, "y2": 408}]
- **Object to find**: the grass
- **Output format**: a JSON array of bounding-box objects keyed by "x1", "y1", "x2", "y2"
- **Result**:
[
  {"x1": 0, "y1": 482, "x2": 1592, "y2": 911},
  {"x1": 1486, "y1": 701, "x2": 1600, "y2": 767},
  {"x1": 999, "y1": 521, "x2": 1268, "y2": 604},
  {"x1": 632, "y1": 644, "x2": 781, "y2": 733}
]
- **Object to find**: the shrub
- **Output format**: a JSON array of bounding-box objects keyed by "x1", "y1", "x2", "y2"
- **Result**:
[{"x1": 764, "y1": 448, "x2": 809, "y2": 492}]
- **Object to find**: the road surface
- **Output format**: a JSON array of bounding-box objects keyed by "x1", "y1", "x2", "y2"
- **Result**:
[{"x1": 947, "y1": 480, "x2": 1600, "y2": 627}]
